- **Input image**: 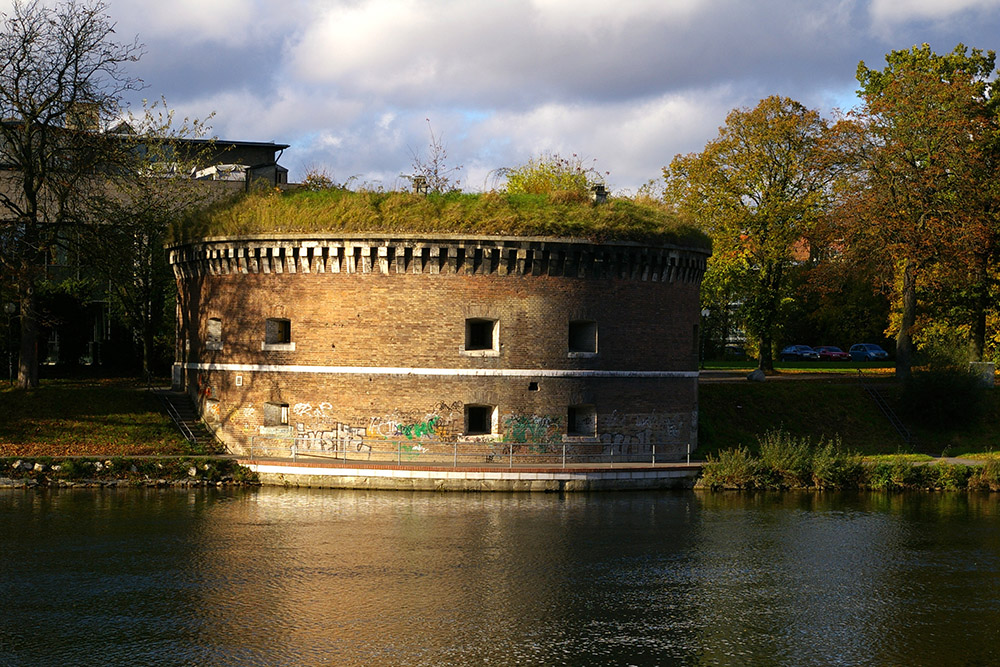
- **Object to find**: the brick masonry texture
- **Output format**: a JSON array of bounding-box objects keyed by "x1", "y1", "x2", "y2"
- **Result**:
[{"x1": 170, "y1": 234, "x2": 709, "y2": 461}]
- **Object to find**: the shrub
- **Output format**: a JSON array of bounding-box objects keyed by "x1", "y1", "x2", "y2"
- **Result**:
[
  {"x1": 935, "y1": 463, "x2": 973, "y2": 491},
  {"x1": 969, "y1": 459, "x2": 1000, "y2": 491},
  {"x1": 811, "y1": 436, "x2": 864, "y2": 489},
  {"x1": 701, "y1": 446, "x2": 760, "y2": 489},
  {"x1": 758, "y1": 429, "x2": 813, "y2": 488}
]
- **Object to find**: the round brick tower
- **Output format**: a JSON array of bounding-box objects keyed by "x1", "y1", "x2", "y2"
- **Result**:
[{"x1": 169, "y1": 233, "x2": 709, "y2": 462}]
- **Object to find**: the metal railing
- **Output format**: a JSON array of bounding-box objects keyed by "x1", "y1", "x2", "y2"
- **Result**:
[
  {"x1": 154, "y1": 391, "x2": 199, "y2": 446},
  {"x1": 247, "y1": 435, "x2": 694, "y2": 468}
]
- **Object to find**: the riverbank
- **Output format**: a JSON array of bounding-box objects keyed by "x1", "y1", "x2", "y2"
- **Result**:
[{"x1": 0, "y1": 456, "x2": 258, "y2": 488}]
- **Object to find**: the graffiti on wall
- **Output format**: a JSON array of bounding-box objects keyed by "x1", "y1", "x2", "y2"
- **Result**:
[
  {"x1": 502, "y1": 414, "x2": 562, "y2": 453},
  {"x1": 599, "y1": 411, "x2": 686, "y2": 455},
  {"x1": 288, "y1": 401, "x2": 464, "y2": 458}
]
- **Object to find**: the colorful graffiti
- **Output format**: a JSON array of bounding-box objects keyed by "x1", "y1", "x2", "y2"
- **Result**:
[{"x1": 502, "y1": 414, "x2": 562, "y2": 453}]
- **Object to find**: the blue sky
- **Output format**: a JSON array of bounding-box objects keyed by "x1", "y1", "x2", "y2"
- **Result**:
[{"x1": 32, "y1": 0, "x2": 1000, "y2": 192}]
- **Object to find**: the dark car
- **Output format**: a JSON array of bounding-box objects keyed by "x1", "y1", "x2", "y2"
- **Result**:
[
  {"x1": 814, "y1": 345, "x2": 850, "y2": 362},
  {"x1": 849, "y1": 343, "x2": 889, "y2": 362},
  {"x1": 779, "y1": 345, "x2": 820, "y2": 361}
]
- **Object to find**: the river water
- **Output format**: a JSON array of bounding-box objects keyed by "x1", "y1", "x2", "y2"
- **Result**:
[{"x1": 2, "y1": 488, "x2": 1000, "y2": 666}]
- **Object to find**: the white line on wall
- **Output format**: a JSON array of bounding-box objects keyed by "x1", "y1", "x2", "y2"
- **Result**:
[{"x1": 181, "y1": 362, "x2": 698, "y2": 379}]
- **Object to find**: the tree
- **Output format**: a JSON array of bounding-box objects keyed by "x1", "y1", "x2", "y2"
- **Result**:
[
  {"x1": 76, "y1": 100, "x2": 219, "y2": 378},
  {"x1": 844, "y1": 44, "x2": 999, "y2": 378},
  {"x1": 0, "y1": 0, "x2": 142, "y2": 388},
  {"x1": 663, "y1": 96, "x2": 836, "y2": 371},
  {"x1": 406, "y1": 120, "x2": 462, "y2": 193}
]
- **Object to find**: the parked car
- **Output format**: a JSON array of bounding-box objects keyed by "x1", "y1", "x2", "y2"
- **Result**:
[
  {"x1": 849, "y1": 343, "x2": 889, "y2": 362},
  {"x1": 814, "y1": 345, "x2": 850, "y2": 362},
  {"x1": 779, "y1": 345, "x2": 820, "y2": 361}
]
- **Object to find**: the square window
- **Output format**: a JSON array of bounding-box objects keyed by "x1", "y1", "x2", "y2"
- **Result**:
[
  {"x1": 567, "y1": 404, "x2": 597, "y2": 437},
  {"x1": 207, "y1": 318, "x2": 222, "y2": 342},
  {"x1": 465, "y1": 318, "x2": 498, "y2": 352},
  {"x1": 264, "y1": 402, "x2": 289, "y2": 427},
  {"x1": 266, "y1": 318, "x2": 291, "y2": 344},
  {"x1": 206, "y1": 318, "x2": 223, "y2": 350},
  {"x1": 568, "y1": 320, "x2": 598, "y2": 354},
  {"x1": 465, "y1": 404, "x2": 495, "y2": 435}
]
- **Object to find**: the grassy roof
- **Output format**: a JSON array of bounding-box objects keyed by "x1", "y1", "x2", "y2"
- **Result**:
[{"x1": 171, "y1": 188, "x2": 711, "y2": 248}]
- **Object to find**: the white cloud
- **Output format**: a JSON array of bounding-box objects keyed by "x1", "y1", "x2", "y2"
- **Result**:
[{"x1": 870, "y1": 0, "x2": 1000, "y2": 24}]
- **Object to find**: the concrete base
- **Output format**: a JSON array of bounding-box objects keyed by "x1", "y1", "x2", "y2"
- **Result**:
[{"x1": 241, "y1": 459, "x2": 702, "y2": 492}]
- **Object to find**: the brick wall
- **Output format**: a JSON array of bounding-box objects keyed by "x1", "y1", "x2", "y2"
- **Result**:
[{"x1": 171, "y1": 235, "x2": 708, "y2": 461}]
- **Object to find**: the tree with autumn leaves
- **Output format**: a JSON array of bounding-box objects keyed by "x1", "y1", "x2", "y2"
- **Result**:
[
  {"x1": 664, "y1": 96, "x2": 840, "y2": 371},
  {"x1": 841, "y1": 44, "x2": 1000, "y2": 379},
  {"x1": 668, "y1": 45, "x2": 1000, "y2": 377}
]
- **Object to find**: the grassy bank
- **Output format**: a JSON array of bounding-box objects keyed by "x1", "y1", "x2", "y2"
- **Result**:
[
  {"x1": 699, "y1": 372, "x2": 1000, "y2": 459},
  {"x1": 698, "y1": 431, "x2": 1000, "y2": 492},
  {"x1": 0, "y1": 378, "x2": 212, "y2": 457}
]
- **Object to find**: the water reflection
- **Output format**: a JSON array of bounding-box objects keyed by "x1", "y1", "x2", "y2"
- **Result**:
[{"x1": 2, "y1": 489, "x2": 1000, "y2": 665}]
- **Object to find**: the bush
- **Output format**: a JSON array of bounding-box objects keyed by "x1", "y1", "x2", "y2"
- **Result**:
[
  {"x1": 935, "y1": 463, "x2": 973, "y2": 491},
  {"x1": 701, "y1": 446, "x2": 760, "y2": 489},
  {"x1": 969, "y1": 459, "x2": 1000, "y2": 491},
  {"x1": 758, "y1": 429, "x2": 813, "y2": 488},
  {"x1": 811, "y1": 436, "x2": 864, "y2": 489}
]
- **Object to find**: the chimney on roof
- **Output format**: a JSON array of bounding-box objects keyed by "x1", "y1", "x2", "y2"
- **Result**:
[
  {"x1": 412, "y1": 174, "x2": 429, "y2": 196},
  {"x1": 590, "y1": 183, "x2": 607, "y2": 204}
]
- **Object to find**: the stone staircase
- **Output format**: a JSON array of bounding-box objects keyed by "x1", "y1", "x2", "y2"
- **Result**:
[{"x1": 153, "y1": 389, "x2": 219, "y2": 452}]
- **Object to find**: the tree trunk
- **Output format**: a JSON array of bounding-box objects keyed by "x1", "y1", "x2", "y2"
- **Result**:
[
  {"x1": 758, "y1": 333, "x2": 773, "y2": 371},
  {"x1": 895, "y1": 259, "x2": 916, "y2": 381},
  {"x1": 970, "y1": 255, "x2": 988, "y2": 362},
  {"x1": 16, "y1": 277, "x2": 38, "y2": 389}
]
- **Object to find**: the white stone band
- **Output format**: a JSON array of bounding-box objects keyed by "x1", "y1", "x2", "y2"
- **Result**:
[{"x1": 181, "y1": 362, "x2": 698, "y2": 379}]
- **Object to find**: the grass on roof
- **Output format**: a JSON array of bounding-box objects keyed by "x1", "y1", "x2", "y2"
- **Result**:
[{"x1": 170, "y1": 188, "x2": 711, "y2": 248}]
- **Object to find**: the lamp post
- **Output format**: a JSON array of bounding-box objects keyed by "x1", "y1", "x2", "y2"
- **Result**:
[
  {"x1": 700, "y1": 308, "x2": 710, "y2": 370},
  {"x1": 4, "y1": 302, "x2": 15, "y2": 386}
]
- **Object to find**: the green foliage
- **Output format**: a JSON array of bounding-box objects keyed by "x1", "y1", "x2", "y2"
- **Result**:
[
  {"x1": 700, "y1": 432, "x2": 986, "y2": 491},
  {"x1": 808, "y1": 436, "x2": 864, "y2": 489},
  {"x1": 847, "y1": 43, "x2": 1000, "y2": 376},
  {"x1": 504, "y1": 153, "x2": 604, "y2": 200},
  {"x1": 701, "y1": 446, "x2": 760, "y2": 490},
  {"x1": 665, "y1": 96, "x2": 835, "y2": 370},
  {"x1": 969, "y1": 460, "x2": 1000, "y2": 491},
  {"x1": 936, "y1": 463, "x2": 974, "y2": 491},
  {"x1": 171, "y1": 188, "x2": 710, "y2": 247},
  {"x1": 758, "y1": 429, "x2": 813, "y2": 488}
]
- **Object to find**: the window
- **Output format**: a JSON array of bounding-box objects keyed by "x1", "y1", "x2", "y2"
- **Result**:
[
  {"x1": 206, "y1": 318, "x2": 223, "y2": 351},
  {"x1": 264, "y1": 402, "x2": 289, "y2": 427},
  {"x1": 463, "y1": 318, "x2": 498, "y2": 356},
  {"x1": 262, "y1": 318, "x2": 295, "y2": 351},
  {"x1": 567, "y1": 404, "x2": 597, "y2": 437},
  {"x1": 465, "y1": 404, "x2": 496, "y2": 436},
  {"x1": 568, "y1": 320, "x2": 598, "y2": 355},
  {"x1": 266, "y1": 318, "x2": 290, "y2": 344}
]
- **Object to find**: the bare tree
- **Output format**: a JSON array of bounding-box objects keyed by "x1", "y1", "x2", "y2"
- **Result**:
[
  {"x1": 77, "y1": 100, "x2": 222, "y2": 379},
  {"x1": 405, "y1": 119, "x2": 462, "y2": 193},
  {"x1": 0, "y1": 0, "x2": 143, "y2": 388}
]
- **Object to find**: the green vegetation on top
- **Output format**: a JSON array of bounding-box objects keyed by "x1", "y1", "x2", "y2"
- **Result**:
[{"x1": 171, "y1": 188, "x2": 711, "y2": 247}]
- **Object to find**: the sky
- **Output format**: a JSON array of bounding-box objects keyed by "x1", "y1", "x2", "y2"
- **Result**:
[{"x1": 47, "y1": 0, "x2": 1000, "y2": 192}]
